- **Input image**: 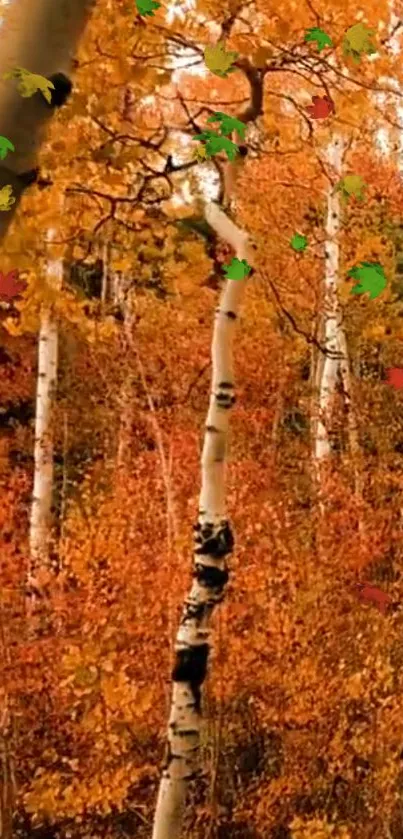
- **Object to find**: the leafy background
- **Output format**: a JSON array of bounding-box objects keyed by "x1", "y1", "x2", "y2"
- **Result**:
[{"x1": 1, "y1": 0, "x2": 403, "y2": 837}]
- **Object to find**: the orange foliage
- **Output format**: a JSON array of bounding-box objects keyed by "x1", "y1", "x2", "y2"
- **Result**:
[{"x1": 1, "y1": 0, "x2": 403, "y2": 836}]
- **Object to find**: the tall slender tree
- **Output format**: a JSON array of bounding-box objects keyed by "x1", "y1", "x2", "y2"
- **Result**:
[
  {"x1": 313, "y1": 135, "x2": 362, "y2": 514},
  {"x1": 28, "y1": 221, "x2": 64, "y2": 610},
  {"x1": 151, "y1": 198, "x2": 254, "y2": 839},
  {"x1": 313, "y1": 136, "x2": 346, "y2": 471}
]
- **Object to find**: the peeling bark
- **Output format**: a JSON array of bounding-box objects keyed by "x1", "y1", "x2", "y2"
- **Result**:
[{"x1": 151, "y1": 203, "x2": 253, "y2": 839}]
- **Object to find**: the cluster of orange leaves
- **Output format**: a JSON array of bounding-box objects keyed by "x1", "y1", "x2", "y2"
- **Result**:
[{"x1": 1, "y1": 0, "x2": 403, "y2": 836}]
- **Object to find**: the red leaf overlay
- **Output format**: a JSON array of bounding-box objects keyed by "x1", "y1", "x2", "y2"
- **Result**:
[
  {"x1": 386, "y1": 367, "x2": 403, "y2": 389},
  {"x1": 306, "y1": 95, "x2": 335, "y2": 119},
  {"x1": 353, "y1": 582, "x2": 393, "y2": 615},
  {"x1": 0, "y1": 269, "x2": 26, "y2": 300}
]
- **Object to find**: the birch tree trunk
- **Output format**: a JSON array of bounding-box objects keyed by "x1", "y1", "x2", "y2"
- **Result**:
[
  {"x1": 0, "y1": 0, "x2": 95, "y2": 242},
  {"x1": 337, "y1": 325, "x2": 363, "y2": 500},
  {"x1": 151, "y1": 202, "x2": 253, "y2": 839},
  {"x1": 313, "y1": 135, "x2": 362, "y2": 514},
  {"x1": 28, "y1": 226, "x2": 64, "y2": 607},
  {"x1": 314, "y1": 136, "x2": 345, "y2": 475}
]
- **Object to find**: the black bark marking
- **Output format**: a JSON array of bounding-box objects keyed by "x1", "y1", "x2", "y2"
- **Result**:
[
  {"x1": 177, "y1": 729, "x2": 199, "y2": 737},
  {"x1": 194, "y1": 563, "x2": 229, "y2": 588},
  {"x1": 44, "y1": 73, "x2": 73, "y2": 109},
  {"x1": 184, "y1": 601, "x2": 205, "y2": 620},
  {"x1": 225, "y1": 310, "x2": 237, "y2": 319},
  {"x1": 218, "y1": 381, "x2": 233, "y2": 388},
  {"x1": 194, "y1": 520, "x2": 234, "y2": 558},
  {"x1": 172, "y1": 645, "x2": 209, "y2": 703},
  {"x1": 18, "y1": 168, "x2": 39, "y2": 187},
  {"x1": 206, "y1": 424, "x2": 219, "y2": 433},
  {"x1": 216, "y1": 392, "x2": 236, "y2": 408},
  {"x1": 192, "y1": 683, "x2": 202, "y2": 713}
]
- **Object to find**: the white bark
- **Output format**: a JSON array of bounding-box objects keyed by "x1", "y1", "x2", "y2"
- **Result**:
[
  {"x1": 28, "y1": 227, "x2": 63, "y2": 590},
  {"x1": 337, "y1": 326, "x2": 361, "y2": 464},
  {"x1": 314, "y1": 136, "x2": 345, "y2": 465},
  {"x1": 151, "y1": 202, "x2": 253, "y2": 839},
  {"x1": 314, "y1": 135, "x2": 362, "y2": 511}
]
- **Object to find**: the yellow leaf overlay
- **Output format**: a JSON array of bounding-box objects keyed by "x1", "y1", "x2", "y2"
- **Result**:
[{"x1": 3, "y1": 66, "x2": 55, "y2": 104}]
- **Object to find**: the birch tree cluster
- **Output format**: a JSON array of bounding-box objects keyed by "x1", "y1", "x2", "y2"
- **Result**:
[{"x1": 1, "y1": 0, "x2": 403, "y2": 837}]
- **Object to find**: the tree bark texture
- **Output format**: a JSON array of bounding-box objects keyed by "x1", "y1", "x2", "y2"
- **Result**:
[
  {"x1": 28, "y1": 226, "x2": 64, "y2": 608},
  {"x1": 0, "y1": 0, "x2": 95, "y2": 240},
  {"x1": 151, "y1": 202, "x2": 253, "y2": 839}
]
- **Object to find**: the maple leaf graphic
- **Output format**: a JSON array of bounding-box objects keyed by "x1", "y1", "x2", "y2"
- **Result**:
[
  {"x1": 0, "y1": 136, "x2": 15, "y2": 160},
  {"x1": 290, "y1": 233, "x2": 308, "y2": 252},
  {"x1": 222, "y1": 257, "x2": 252, "y2": 280},
  {"x1": 386, "y1": 368, "x2": 403, "y2": 389},
  {"x1": 353, "y1": 582, "x2": 393, "y2": 616},
  {"x1": 193, "y1": 130, "x2": 239, "y2": 161},
  {"x1": 347, "y1": 261, "x2": 387, "y2": 300},
  {"x1": 0, "y1": 185, "x2": 15, "y2": 211},
  {"x1": 206, "y1": 112, "x2": 246, "y2": 139},
  {"x1": 3, "y1": 67, "x2": 55, "y2": 104},
  {"x1": 343, "y1": 22, "x2": 377, "y2": 64},
  {"x1": 335, "y1": 174, "x2": 367, "y2": 203},
  {"x1": 306, "y1": 95, "x2": 334, "y2": 120},
  {"x1": 0, "y1": 269, "x2": 26, "y2": 300},
  {"x1": 193, "y1": 144, "x2": 208, "y2": 162},
  {"x1": 135, "y1": 0, "x2": 161, "y2": 16},
  {"x1": 304, "y1": 27, "x2": 333, "y2": 52},
  {"x1": 204, "y1": 42, "x2": 239, "y2": 78}
]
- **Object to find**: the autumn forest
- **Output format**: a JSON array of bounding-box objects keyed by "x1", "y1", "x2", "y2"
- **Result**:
[{"x1": 3, "y1": 0, "x2": 403, "y2": 837}]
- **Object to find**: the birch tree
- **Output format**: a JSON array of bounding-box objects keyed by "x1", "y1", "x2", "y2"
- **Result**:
[
  {"x1": 313, "y1": 136, "x2": 345, "y2": 469},
  {"x1": 149, "y1": 20, "x2": 265, "y2": 830},
  {"x1": 313, "y1": 135, "x2": 361, "y2": 510},
  {"x1": 151, "y1": 199, "x2": 253, "y2": 839},
  {"x1": 0, "y1": 0, "x2": 95, "y2": 242},
  {"x1": 28, "y1": 224, "x2": 64, "y2": 607}
]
